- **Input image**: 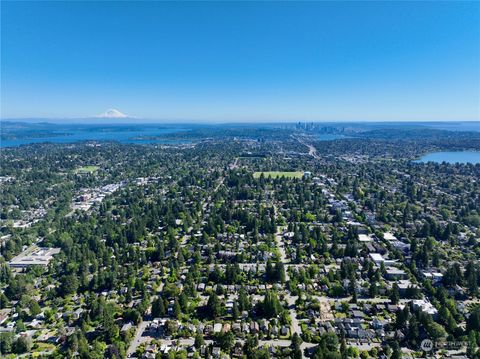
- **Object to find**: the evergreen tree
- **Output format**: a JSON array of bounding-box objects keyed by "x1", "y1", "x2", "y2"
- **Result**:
[
  {"x1": 152, "y1": 297, "x2": 166, "y2": 318},
  {"x1": 206, "y1": 293, "x2": 223, "y2": 319}
]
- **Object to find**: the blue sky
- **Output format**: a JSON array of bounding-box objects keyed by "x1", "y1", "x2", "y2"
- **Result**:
[{"x1": 1, "y1": 1, "x2": 479, "y2": 122}]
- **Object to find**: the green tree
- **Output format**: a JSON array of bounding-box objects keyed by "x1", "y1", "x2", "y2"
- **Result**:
[
  {"x1": 29, "y1": 300, "x2": 41, "y2": 318},
  {"x1": 217, "y1": 331, "x2": 235, "y2": 352},
  {"x1": 194, "y1": 332, "x2": 204, "y2": 349},
  {"x1": 206, "y1": 293, "x2": 223, "y2": 319},
  {"x1": 243, "y1": 335, "x2": 258, "y2": 358},
  {"x1": 390, "y1": 283, "x2": 400, "y2": 305},
  {"x1": 391, "y1": 343, "x2": 402, "y2": 359},
  {"x1": 173, "y1": 299, "x2": 181, "y2": 318},
  {"x1": 259, "y1": 291, "x2": 283, "y2": 318},
  {"x1": 15, "y1": 319, "x2": 26, "y2": 333},
  {"x1": 152, "y1": 298, "x2": 166, "y2": 318},
  {"x1": 13, "y1": 336, "x2": 32, "y2": 354},
  {"x1": 0, "y1": 332, "x2": 13, "y2": 354},
  {"x1": 60, "y1": 273, "x2": 79, "y2": 296},
  {"x1": 292, "y1": 333, "x2": 303, "y2": 359},
  {"x1": 467, "y1": 307, "x2": 480, "y2": 332},
  {"x1": 0, "y1": 292, "x2": 9, "y2": 309}
]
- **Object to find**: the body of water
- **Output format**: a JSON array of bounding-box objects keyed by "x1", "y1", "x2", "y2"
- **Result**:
[
  {"x1": 0, "y1": 124, "x2": 190, "y2": 147},
  {"x1": 317, "y1": 134, "x2": 351, "y2": 141},
  {"x1": 424, "y1": 121, "x2": 480, "y2": 132},
  {"x1": 415, "y1": 151, "x2": 480, "y2": 164}
]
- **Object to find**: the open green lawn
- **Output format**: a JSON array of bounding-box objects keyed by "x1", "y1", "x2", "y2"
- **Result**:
[
  {"x1": 75, "y1": 165, "x2": 99, "y2": 173},
  {"x1": 253, "y1": 171, "x2": 304, "y2": 179},
  {"x1": 32, "y1": 342, "x2": 56, "y2": 355}
]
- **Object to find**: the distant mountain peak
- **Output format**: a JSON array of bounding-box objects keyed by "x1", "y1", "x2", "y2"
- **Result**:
[{"x1": 97, "y1": 109, "x2": 129, "y2": 119}]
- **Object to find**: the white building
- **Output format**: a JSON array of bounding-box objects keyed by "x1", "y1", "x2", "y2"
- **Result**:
[
  {"x1": 9, "y1": 246, "x2": 61, "y2": 268},
  {"x1": 412, "y1": 299, "x2": 438, "y2": 318},
  {"x1": 369, "y1": 253, "x2": 396, "y2": 267}
]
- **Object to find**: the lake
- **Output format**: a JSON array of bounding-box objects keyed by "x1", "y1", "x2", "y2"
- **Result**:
[{"x1": 415, "y1": 151, "x2": 480, "y2": 164}]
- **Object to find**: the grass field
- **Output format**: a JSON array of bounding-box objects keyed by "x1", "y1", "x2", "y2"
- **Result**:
[
  {"x1": 253, "y1": 171, "x2": 304, "y2": 179},
  {"x1": 32, "y1": 342, "x2": 56, "y2": 355},
  {"x1": 75, "y1": 165, "x2": 99, "y2": 173}
]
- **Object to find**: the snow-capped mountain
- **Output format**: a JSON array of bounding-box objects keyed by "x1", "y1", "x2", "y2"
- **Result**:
[{"x1": 97, "y1": 109, "x2": 129, "y2": 119}]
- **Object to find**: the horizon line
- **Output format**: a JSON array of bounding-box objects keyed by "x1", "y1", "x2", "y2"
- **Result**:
[{"x1": 1, "y1": 117, "x2": 479, "y2": 125}]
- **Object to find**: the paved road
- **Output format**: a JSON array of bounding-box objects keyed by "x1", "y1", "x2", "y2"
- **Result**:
[
  {"x1": 274, "y1": 225, "x2": 290, "y2": 275},
  {"x1": 214, "y1": 158, "x2": 238, "y2": 193},
  {"x1": 127, "y1": 320, "x2": 151, "y2": 356},
  {"x1": 157, "y1": 338, "x2": 293, "y2": 348},
  {"x1": 230, "y1": 157, "x2": 239, "y2": 169},
  {"x1": 309, "y1": 294, "x2": 392, "y2": 304},
  {"x1": 306, "y1": 144, "x2": 319, "y2": 159},
  {"x1": 273, "y1": 206, "x2": 305, "y2": 357},
  {"x1": 128, "y1": 335, "x2": 297, "y2": 358},
  {"x1": 296, "y1": 137, "x2": 319, "y2": 159}
]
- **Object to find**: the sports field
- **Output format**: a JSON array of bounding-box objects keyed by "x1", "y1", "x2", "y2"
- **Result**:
[
  {"x1": 253, "y1": 171, "x2": 304, "y2": 179},
  {"x1": 75, "y1": 165, "x2": 99, "y2": 173}
]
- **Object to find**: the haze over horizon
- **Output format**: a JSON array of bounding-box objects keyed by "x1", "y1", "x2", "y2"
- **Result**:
[{"x1": 1, "y1": 1, "x2": 479, "y2": 122}]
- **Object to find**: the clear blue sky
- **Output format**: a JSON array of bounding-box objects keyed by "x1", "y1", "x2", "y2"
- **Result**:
[{"x1": 1, "y1": 1, "x2": 479, "y2": 122}]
